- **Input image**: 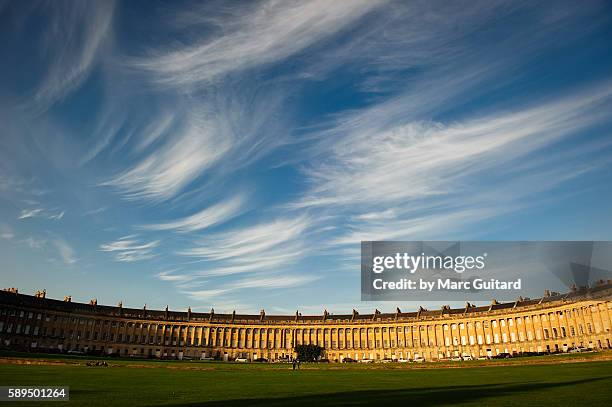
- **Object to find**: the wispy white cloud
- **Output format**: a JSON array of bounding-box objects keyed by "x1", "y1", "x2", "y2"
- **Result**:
[
  {"x1": 179, "y1": 216, "x2": 310, "y2": 264},
  {"x1": 141, "y1": 194, "x2": 245, "y2": 233},
  {"x1": 293, "y1": 82, "x2": 612, "y2": 246},
  {"x1": 53, "y1": 238, "x2": 77, "y2": 264},
  {"x1": 48, "y1": 211, "x2": 64, "y2": 220},
  {"x1": 18, "y1": 208, "x2": 43, "y2": 219},
  {"x1": 100, "y1": 235, "x2": 159, "y2": 262},
  {"x1": 192, "y1": 250, "x2": 307, "y2": 278},
  {"x1": 156, "y1": 269, "x2": 194, "y2": 283},
  {"x1": 132, "y1": 0, "x2": 385, "y2": 86},
  {"x1": 355, "y1": 209, "x2": 397, "y2": 221},
  {"x1": 32, "y1": 1, "x2": 115, "y2": 109},
  {"x1": 168, "y1": 216, "x2": 317, "y2": 302},
  {"x1": 231, "y1": 274, "x2": 320, "y2": 290},
  {"x1": 134, "y1": 111, "x2": 176, "y2": 152},
  {"x1": 101, "y1": 112, "x2": 231, "y2": 201},
  {"x1": 18, "y1": 208, "x2": 65, "y2": 221},
  {"x1": 78, "y1": 106, "x2": 127, "y2": 165},
  {"x1": 82, "y1": 206, "x2": 108, "y2": 217},
  {"x1": 185, "y1": 288, "x2": 232, "y2": 301},
  {"x1": 184, "y1": 273, "x2": 319, "y2": 302},
  {"x1": 100, "y1": 81, "x2": 291, "y2": 204}
]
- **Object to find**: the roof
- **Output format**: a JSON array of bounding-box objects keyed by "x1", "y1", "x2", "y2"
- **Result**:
[{"x1": 1, "y1": 282, "x2": 610, "y2": 325}]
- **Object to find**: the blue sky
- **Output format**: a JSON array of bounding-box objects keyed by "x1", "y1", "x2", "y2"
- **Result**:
[{"x1": 1, "y1": 0, "x2": 612, "y2": 314}]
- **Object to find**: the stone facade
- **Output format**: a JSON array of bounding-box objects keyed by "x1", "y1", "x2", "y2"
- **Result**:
[{"x1": 1, "y1": 284, "x2": 611, "y2": 362}]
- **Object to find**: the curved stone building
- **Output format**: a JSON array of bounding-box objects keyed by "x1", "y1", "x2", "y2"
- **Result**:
[{"x1": 1, "y1": 283, "x2": 611, "y2": 362}]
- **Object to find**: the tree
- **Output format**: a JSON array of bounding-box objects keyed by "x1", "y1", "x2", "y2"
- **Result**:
[{"x1": 294, "y1": 344, "x2": 324, "y2": 361}]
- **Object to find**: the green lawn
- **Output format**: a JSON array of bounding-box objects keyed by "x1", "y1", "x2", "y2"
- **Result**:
[{"x1": 0, "y1": 357, "x2": 611, "y2": 406}]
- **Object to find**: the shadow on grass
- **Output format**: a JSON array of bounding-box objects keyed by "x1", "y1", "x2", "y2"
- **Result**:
[{"x1": 163, "y1": 376, "x2": 612, "y2": 407}]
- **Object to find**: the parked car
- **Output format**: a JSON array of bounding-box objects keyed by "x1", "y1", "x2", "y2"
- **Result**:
[
  {"x1": 253, "y1": 357, "x2": 268, "y2": 362},
  {"x1": 516, "y1": 351, "x2": 543, "y2": 357},
  {"x1": 342, "y1": 357, "x2": 357, "y2": 363},
  {"x1": 358, "y1": 358, "x2": 374, "y2": 363},
  {"x1": 234, "y1": 358, "x2": 248, "y2": 363},
  {"x1": 461, "y1": 355, "x2": 473, "y2": 361},
  {"x1": 492, "y1": 352, "x2": 512, "y2": 359},
  {"x1": 413, "y1": 357, "x2": 425, "y2": 363},
  {"x1": 477, "y1": 356, "x2": 488, "y2": 360},
  {"x1": 397, "y1": 358, "x2": 410, "y2": 363},
  {"x1": 451, "y1": 356, "x2": 462, "y2": 361},
  {"x1": 381, "y1": 358, "x2": 394, "y2": 363}
]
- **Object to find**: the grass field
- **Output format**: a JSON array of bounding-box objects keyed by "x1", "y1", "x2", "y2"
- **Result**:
[{"x1": 0, "y1": 354, "x2": 611, "y2": 406}]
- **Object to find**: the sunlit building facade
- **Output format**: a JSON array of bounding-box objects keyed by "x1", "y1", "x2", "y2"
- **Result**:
[{"x1": 1, "y1": 283, "x2": 611, "y2": 362}]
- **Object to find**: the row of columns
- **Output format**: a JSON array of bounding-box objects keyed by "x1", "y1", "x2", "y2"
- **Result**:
[{"x1": 1, "y1": 301, "x2": 610, "y2": 353}]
